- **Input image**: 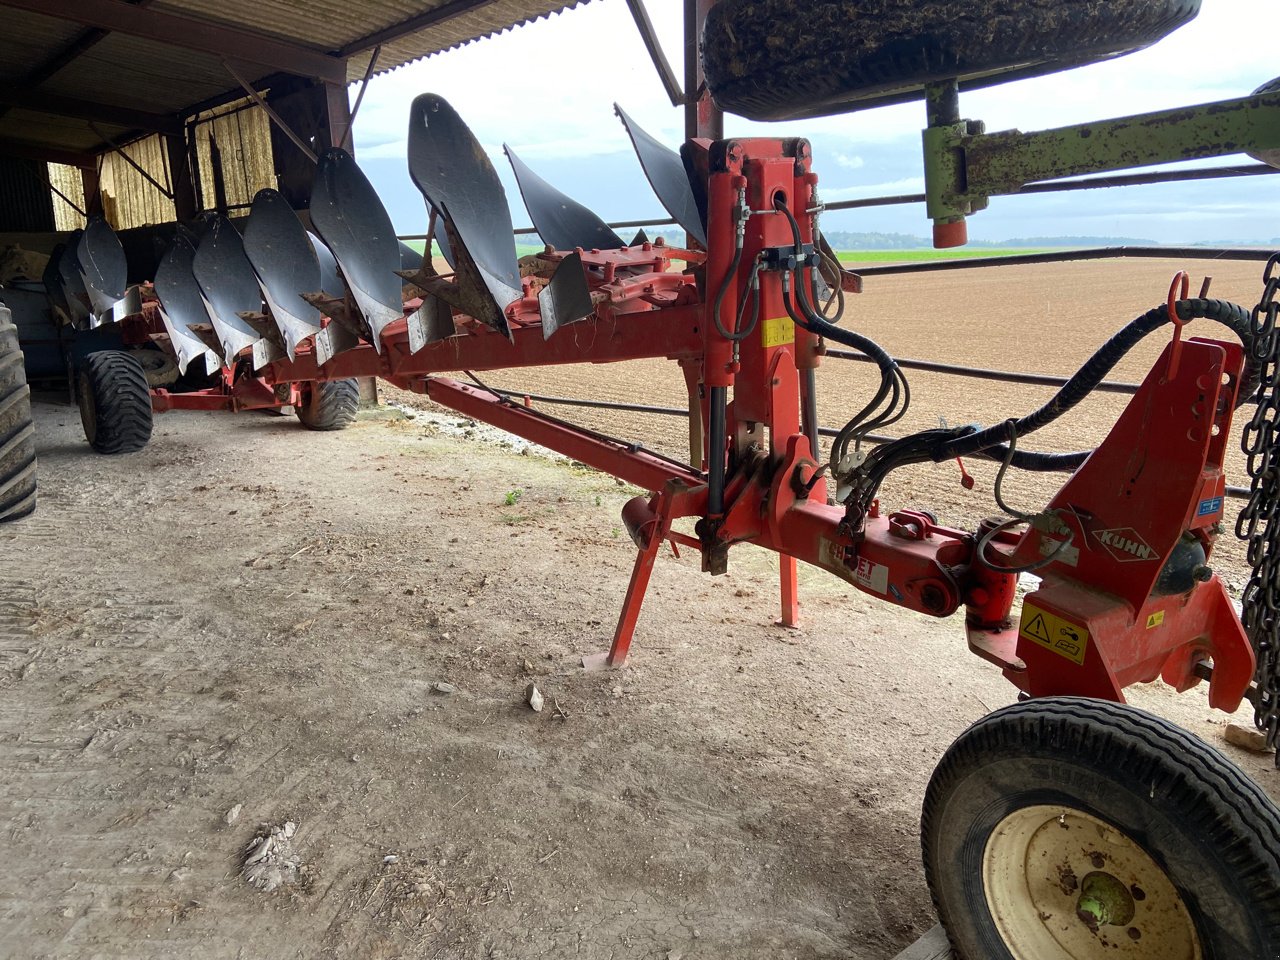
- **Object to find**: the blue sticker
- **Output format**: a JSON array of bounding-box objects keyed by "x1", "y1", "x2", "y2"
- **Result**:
[{"x1": 1197, "y1": 496, "x2": 1224, "y2": 517}]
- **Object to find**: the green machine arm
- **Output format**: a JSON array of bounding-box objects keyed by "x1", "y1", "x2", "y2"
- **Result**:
[{"x1": 922, "y1": 82, "x2": 1280, "y2": 247}]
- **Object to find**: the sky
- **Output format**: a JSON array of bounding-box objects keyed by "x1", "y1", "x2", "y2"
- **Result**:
[{"x1": 350, "y1": 0, "x2": 1280, "y2": 245}]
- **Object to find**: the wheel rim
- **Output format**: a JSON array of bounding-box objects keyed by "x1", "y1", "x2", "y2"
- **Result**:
[{"x1": 982, "y1": 805, "x2": 1202, "y2": 959}]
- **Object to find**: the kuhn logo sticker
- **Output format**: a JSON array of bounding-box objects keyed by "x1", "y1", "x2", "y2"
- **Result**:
[{"x1": 1093, "y1": 527, "x2": 1159, "y2": 563}]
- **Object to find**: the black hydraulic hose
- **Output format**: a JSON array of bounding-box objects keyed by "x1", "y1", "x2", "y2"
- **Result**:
[
  {"x1": 782, "y1": 282, "x2": 896, "y2": 436},
  {"x1": 934, "y1": 297, "x2": 1258, "y2": 466},
  {"x1": 710, "y1": 243, "x2": 746, "y2": 342}
]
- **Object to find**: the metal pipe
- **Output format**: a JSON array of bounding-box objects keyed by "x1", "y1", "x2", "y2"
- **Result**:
[
  {"x1": 625, "y1": 0, "x2": 682, "y2": 107},
  {"x1": 827, "y1": 163, "x2": 1279, "y2": 213},
  {"x1": 850, "y1": 245, "x2": 1279, "y2": 277},
  {"x1": 88, "y1": 121, "x2": 174, "y2": 199},
  {"x1": 343, "y1": 44, "x2": 381, "y2": 151},
  {"x1": 824, "y1": 349, "x2": 1141, "y2": 395},
  {"x1": 398, "y1": 216, "x2": 678, "y2": 243},
  {"x1": 707, "y1": 385, "x2": 727, "y2": 515},
  {"x1": 801, "y1": 367, "x2": 820, "y2": 455},
  {"x1": 485, "y1": 388, "x2": 1253, "y2": 500},
  {"x1": 223, "y1": 59, "x2": 319, "y2": 165}
]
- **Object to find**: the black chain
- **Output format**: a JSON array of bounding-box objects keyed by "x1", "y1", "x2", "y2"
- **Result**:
[{"x1": 1236, "y1": 254, "x2": 1280, "y2": 761}]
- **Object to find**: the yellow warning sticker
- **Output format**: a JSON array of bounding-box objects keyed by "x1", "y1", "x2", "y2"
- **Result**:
[
  {"x1": 1019, "y1": 602, "x2": 1090, "y2": 666},
  {"x1": 1146, "y1": 610, "x2": 1165, "y2": 630},
  {"x1": 761, "y1": 316, "x2": 795, "y2": 348}
]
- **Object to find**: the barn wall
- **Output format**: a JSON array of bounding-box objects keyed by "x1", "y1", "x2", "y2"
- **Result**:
[
  {"x1": 47, "y1": 163, "x2": 86, "y2": 231},
  {"x1": 192, "y1": 98, "x2": 275, "y2": 213},
  {"x1": 0, "y1": 157, "x2": 56, "y2": 233},
  {"x1": 97, "y1": 134, "x2": 178, "y2": 230}
]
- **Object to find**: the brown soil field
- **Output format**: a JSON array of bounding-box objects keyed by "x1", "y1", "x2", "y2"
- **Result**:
[
  {"x1": 454, "y1": 256, "x2": 1269, "y2": 592},
  {"x1": 2, "y1": 258, "x2": 1277, "y2": 960}
]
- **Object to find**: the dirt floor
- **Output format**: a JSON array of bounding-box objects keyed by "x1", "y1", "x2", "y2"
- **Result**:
[{"x1": 2, "y1": 258, "x2": 1279, "y2": 960}]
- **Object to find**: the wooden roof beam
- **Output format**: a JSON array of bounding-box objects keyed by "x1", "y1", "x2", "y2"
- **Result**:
[
  {"x1": 0, "y1": 137, "x2": 96, "y2": 168},
  {"x1": 0, "y1": 0, "x2": 348, "y2": 84},
  {"x1": 0, "y1": 90, "x2": 181, "y2": 135}
]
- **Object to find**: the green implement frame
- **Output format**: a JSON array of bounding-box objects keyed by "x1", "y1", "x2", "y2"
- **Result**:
[{"x1": 921, "y1": 82, "x2": 1280, "y2": 245}]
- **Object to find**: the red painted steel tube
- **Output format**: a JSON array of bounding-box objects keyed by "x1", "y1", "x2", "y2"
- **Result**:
[
  {"x1": 422, "y1": 377, "x2": 705, "y2": 495},
  {"x1": 262, "y1": 306, "x2": 704, "y2": 387}
]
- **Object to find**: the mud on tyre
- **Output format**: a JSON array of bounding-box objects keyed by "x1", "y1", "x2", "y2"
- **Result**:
[
  {"x1": 0, "y1": 304, "x2": 36, "y2": 521},
  {"x1": 702, "y1": 0, "x2": 1201, "y2": 120}
]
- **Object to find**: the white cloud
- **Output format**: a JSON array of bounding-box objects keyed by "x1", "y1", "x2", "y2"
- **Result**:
[{"x1": 352, "y1": 0, "x2": 1280, "y2": 242}]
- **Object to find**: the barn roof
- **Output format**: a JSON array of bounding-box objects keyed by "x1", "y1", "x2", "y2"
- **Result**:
[{"x1": 0, "y1": 0, "x2": 591, "y2": 161}]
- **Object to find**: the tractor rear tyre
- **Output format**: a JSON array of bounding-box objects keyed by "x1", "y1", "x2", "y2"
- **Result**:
[
  {"x1": 0, "y1": 305, "x2": 36, "y2": 522},
  {"x1": 922, "y1": 697, "x2": 1280, "y2": 960},
  {"x1": 702, "y1": 0, "x2": 1201, "y2": 121},
  {"x1": 295, "y1": 379, "x2": 359, "y2": 431},
  {"x1": 77, "y1": 351, "x2": 153, "y2": 455}
]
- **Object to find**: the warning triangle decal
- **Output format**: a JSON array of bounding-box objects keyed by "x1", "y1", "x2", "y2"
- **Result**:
[{"x1": 1025, "y1": 613, "x2": 1051, "y2": 644}]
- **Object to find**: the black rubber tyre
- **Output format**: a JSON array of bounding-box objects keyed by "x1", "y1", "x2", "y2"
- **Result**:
[
  {"x1": 1250, "y1": 78, "x2": 1280, "y2": 169},
  {"x1": 130, "y1": 347, "x2": 179, "y2": 388},
  {"x1": 77, "y1": 351, "x2": 153, "y2": 454},
  {"x1": 703, "y1": 0, "x2": 1201, "y2": 121},
  {"x1": 922, "y1": 697, "x2": 1280, "y2": 959},
  {"x1": 295, "y1": 379, "x2": 359, "y2": 431},
  {"x1": 0, "y1": 305, "x2": 36, "y2": 522}
]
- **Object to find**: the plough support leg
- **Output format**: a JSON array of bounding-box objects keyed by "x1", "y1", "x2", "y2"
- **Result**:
[
  {"x1": 583, "y1": 520, "x2": 663, "y2": 670},
  {"x1": 777, "y1": 554, "x2": 799, "y2": 629}
]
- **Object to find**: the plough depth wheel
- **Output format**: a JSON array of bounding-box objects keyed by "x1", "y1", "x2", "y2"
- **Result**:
[
  {"x1": 76, "y1": 350, "x2": 153, "y2": 455},
  {"x1": 0, "y1": 304, "x2": 36, "y2": 522},
  {"x1": 922, "y1": 698, "x2": 1280, "y2": 959},
  {"x1": 295, "y1": 378, "x2": 359, "y2": 432},
  {"x1": 702, "y1": 0, "x2": 1201, "y2": 120}
]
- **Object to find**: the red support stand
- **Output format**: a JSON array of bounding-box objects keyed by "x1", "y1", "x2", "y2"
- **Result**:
[
  {"x1": 582, "y1": 526, "x2": 664, "y2": 671},
  {"x1": 777, "y1": 554, "x2": 800, "y2": 628}
]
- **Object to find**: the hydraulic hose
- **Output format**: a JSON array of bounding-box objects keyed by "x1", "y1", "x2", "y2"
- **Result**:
[{"x1": 937, "y1": 297, "x2": 1258, "y2": 468}]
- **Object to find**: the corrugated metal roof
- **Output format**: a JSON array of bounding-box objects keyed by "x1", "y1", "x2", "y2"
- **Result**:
[
  {"x1": 145, "y1": 0, "x2": 592, "y2": 81},
  {"x1": 40, "y1": 33, "x2": 272, "y2": 115},
  {"x1": 0, "y1": 11, "x2": 86, "y2": 85},
  {"x1": 360, "y1": 0, "x2": 591, "y2": 79},
  {"x1": 0, "y1": 0, "x2": 592, "y2": 212}
]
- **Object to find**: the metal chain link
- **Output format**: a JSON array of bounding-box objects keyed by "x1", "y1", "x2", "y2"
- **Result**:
[{"x1": 1236, "y1": 254, "x2": 1280, "y2": 761}]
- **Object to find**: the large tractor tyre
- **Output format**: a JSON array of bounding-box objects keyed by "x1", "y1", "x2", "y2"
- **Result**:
[
  {"x1": 702, "y1": 0, "x2": 1201, "y2": 121},
  {"x1": 922, "y1": 697, "x2": 1280, "y2": 960},
  {"x1": 0, "y1": 305, "x2": 36, "y2": 522},
  {"x1": 295, "y1": 379, "x2": 359, "y2": 432},
  {"x1": 77, "y1": 351, "x2": 153, "y2": 455}
]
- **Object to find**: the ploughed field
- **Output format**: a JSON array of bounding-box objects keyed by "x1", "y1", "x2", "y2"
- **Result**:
[{"x1": 461, "y1": 256, "x2": 1270, "y2": 592}]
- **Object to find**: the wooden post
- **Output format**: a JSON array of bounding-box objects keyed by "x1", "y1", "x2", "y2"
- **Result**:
[{"x1": 81, "y1": 163, "x2": 103, "y2": 218}]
